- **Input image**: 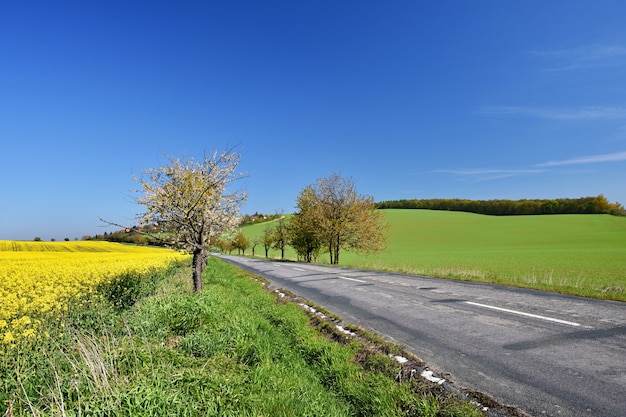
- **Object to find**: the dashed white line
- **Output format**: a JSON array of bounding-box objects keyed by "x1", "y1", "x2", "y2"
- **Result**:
[
  {"x1": 337, "y1": 276, "x2": 366, "y2": 283},
  {"x1": 292, "y1": 267, "x2": 306, "y2": 271},
  {"x1": 466, "y1": 301, "x2": 581, "y2": 327}
]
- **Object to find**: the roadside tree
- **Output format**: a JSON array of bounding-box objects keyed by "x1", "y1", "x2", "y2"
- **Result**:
[
  {"x1": 304, "y1": 173, "x2": 388, "y2": 264},
  {"x1": 288, "y1": 185, "x2": 323, "y2": 262},
  {"x1": 232, "y1": 231, "x2": 250, "y2": 255},
  {"x1": 131, "y1": 149, "x2": 246, "y2": 292},
  {"x1": 272, "y1": 215, "x2": 288, "y2": 259},
  {"x1": 251, "y1": 239, "x2": 258, "y2": 257},
  {"x1": 217, "y1": 237, "x2": 234, "y2": 254},
  {"x1": 262, "y1": 226, "x2": 274, "y2": 258}
]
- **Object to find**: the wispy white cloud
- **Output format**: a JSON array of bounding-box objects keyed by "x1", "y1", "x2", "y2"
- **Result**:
[
  {"x1": 433, "y1": 169, "x2": 545, "y2": 181},
  {"x1": 433, "y1": 151, "x2": 626, "y2": 184},
  {"x1": 536, "y1": 151, "x2": 626, "y2": 167},
  {"x1": 479, "y1": 106, "x2": 626, "y2": 120},
  {"x1": 530, "y1": 44, "x2": 626, "y2": 71}
]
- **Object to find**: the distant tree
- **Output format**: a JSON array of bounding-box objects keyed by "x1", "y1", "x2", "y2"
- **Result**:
[
  {"x1": 303, "y1": 173, "x2": 388, "y2": 265},
  {"x1": 130, "y1": 233, "x2": 147, "y2": 245},
  {"x1": 251, "y1": 239, "x2": 258, "y2": 257},
  {"x1": 594, "y1": 194, "x2": 612, "y2": 213},
  {"x1": 34, "y1": 237, "x2": 41, "y2": 242},
  {"x1": 64, "y1": 237, "x2": 70, "y2": 241},
  {"x1": 288, "y1": 185, "x2": 323, "y2": 262},
  {"x1": 217, "y1": 237, "x2": 234, "y2": 254},
  {"x1": 50, "y1": 238, "x2": 56, "y2": 242},
  {"x1": 271, "y1": 215, "x2": 288, "y2": 259},
  {"x1": 261, "y1": 226, "x2": 274, "y2": 258},
  {"x1": 609, "y1": 200, "x2": 626, "y2": 216},
  {"x1": 128, "y1": 149, "x2": 247, "y2": 293},
  {"x1": 232, "y1": 231, "x2": 250, "y2": 255}
]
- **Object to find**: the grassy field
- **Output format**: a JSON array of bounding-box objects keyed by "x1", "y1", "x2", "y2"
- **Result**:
[
  {"x1": 242, "y1": 210, "x2": 626, "y2": 301},
  {"x1": 1, "y1": 257, "x2": 483, "y2": 416}
]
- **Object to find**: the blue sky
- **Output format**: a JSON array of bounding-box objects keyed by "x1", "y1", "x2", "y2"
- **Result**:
[{"x1": 2, "y1": 1, "x2": 626, "y2": 240}]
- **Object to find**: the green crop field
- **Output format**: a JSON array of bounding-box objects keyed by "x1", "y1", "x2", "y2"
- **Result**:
[{"x1": 241, "y1": 210, "x2": 626, "y2": 301}]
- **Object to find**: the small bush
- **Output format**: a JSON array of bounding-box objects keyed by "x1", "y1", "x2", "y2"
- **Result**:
[
  {"x1": 97, "y1": 271, "x2": 142, "y2": 310},
  {"x1": 96, "y1": 266, "x2": 174, "y2": 311}
]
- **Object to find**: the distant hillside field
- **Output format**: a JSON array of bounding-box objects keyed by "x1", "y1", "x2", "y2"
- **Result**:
[{"x1": 241, "y1": 210, "x2": 626, "y2": 301}]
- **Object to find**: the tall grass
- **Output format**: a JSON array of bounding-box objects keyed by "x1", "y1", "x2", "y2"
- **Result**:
[
  {"x1": 242, "y1": 210, "x2": 626, "y2": 301},
  {"x1": 1, "y1": 258, "x2": 483, "y2": 416}
]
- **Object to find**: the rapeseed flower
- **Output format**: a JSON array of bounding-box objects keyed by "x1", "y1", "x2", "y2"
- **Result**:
[{"x1": 0, "y1": 240, "x2": 189, "y2": 345}]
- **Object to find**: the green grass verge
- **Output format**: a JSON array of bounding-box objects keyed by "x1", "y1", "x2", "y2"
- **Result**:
[
  {"x1": 1, "y1": 258, "x2": 483, "y2": 416},
  {"x1": 241, "y1": 210, "x2": 626, "y2": 301}
]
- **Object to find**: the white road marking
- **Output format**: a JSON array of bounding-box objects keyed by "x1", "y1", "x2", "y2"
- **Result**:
[
  {"x1": 337, "y1": 276, "x2": 366, "y2": 283},
  {"x1": 466, "y1": 301, "x2": 581, "y2": 327},
  {"x1": 292, "y1": 267, "x2": 306, "y2": 271}
]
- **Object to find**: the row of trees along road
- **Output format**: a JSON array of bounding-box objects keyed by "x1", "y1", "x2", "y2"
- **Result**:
[
  {"x1": 105, "y1": 149, "x2": 387, "y2": 293},
  {"x1": 222, "y1": 174, "x2": 390, "y2": 265}
]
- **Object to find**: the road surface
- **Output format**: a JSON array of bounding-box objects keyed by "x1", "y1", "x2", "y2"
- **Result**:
[{"x1": 218, "y1": 255, "x2": 626, "y2": 417}]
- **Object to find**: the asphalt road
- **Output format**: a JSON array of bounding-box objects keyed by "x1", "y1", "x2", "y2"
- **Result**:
[{"x1": 217, "y1": 255, "x2": 626, "y2": 417}]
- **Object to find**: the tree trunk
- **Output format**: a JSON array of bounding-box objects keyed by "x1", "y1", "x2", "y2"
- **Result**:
[
  {"x1": 333, "y1": 235, "x2": 341, "y2": 264},
  {"x1": 192, "y1": 247, "x2": 206, "y2": 293}
]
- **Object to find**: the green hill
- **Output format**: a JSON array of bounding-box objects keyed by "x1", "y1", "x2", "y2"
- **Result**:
[{"x1": 241, "y1": 210, "x2": 626, "y2": 301}]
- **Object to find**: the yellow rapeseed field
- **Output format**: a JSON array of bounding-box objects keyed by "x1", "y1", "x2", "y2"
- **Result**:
[{"x1": 0, "y1": 240, "x2": 189, "y2": 346}]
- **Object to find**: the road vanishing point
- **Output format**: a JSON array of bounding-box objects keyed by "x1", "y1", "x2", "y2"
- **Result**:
[{"x1": 218, "y1": 255, "x2": 626, "y2": 417}]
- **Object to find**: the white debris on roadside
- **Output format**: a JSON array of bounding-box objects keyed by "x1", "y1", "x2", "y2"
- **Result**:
[
  {"x1": 299, "y1": 303, "x2": 316, "y2": 313},
  {"x1": 421, "y1": 370, "x2": 446, "y2": 385},
  {"x1": 391, "y1": 355, "x2": 409, "y2": 363},
  {"x1": 297, "y1": 303, "x2": 355, "y2": 336},
  {"x1": 274, "y1": 289, "x2": 286, "y2": 298},
  {"x1": 335, "y1": 325, "x2": 356, "y2": 336},
  {"x1": 298, "y1": 303, "x2": 328, "y2": 320},
  {"x1": 470, "y1": 400, "x2": 489, "y2": 412}
]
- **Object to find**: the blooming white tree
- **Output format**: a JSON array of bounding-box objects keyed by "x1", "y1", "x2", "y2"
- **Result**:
[{"x1": 134, "y1": 149, "x2": 247, "y2": 292}]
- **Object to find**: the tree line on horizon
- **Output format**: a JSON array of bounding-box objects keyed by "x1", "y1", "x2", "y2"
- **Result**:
[{"x1": 375, "y1": 195, "x2": 625, "y2": 216}]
